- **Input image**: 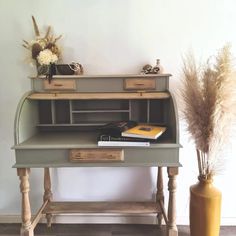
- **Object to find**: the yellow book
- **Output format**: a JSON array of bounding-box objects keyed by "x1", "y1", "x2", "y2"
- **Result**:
[{"x1": 121, "y1": 124, "x2": 166, "y2": 140}]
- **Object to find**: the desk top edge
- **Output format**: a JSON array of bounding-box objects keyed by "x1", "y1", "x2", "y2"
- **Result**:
[{"x1": 29, "y1": 74, "x2": 172, "y2": 79}]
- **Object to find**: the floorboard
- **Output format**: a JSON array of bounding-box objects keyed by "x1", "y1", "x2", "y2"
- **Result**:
[{"x1": 0, "y1": 224, "x2": 235, "y2": 236}]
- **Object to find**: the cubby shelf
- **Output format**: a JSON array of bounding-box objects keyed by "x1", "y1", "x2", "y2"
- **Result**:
[
  {"x1": 71, "y1": 109, "x2": 130, "y2": 113},
  {"x1": 37, "y1": 98, "x2": 167, "y2": 128}
]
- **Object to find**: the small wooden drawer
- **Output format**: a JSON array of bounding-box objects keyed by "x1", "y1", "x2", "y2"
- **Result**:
[
  {"x1": 69, "y1": 149, "x2": 124, "y2": 162},
  {"x1": 124, "y1": 78, "x2": 156, "y2": 90},
  {"x1": 43, "y1": 79, "x2": 76, "y2": 90}
]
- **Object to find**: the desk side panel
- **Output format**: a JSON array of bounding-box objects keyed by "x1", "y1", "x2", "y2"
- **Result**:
[
  {"x1": 14, "y1": 92, "x2": 38, "y2": 145},
  {"x1": 166, "y1": 93, "x2": 180, "y2": 144}
]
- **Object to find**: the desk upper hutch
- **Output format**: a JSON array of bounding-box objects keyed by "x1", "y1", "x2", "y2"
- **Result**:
[{"x1": 13, "y1": 74, "x2": 181, "y2": 236}]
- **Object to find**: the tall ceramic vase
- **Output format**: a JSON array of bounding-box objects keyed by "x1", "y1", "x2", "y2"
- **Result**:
[{"x1": 190, "y1": 177, "x2": 222, "y2": 236}]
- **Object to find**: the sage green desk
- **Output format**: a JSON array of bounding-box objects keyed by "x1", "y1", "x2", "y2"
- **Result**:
[{"x1": 13, "y1": 74, "x2": 181, "y2": 236}]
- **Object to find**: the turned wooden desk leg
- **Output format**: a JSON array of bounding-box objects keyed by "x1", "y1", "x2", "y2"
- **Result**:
[
  {"x1": 166, "y1": 167, "x2": 178, "y2": 236},
  {"x1": 43, "y1": 168, "x2": 53, "y2": 227},
  {"x1": 156, "y1": 167, "x2": 164, "y2": 228},
  {"x1": 17, "y1": 168, "x2": 33, "y2": 236}
]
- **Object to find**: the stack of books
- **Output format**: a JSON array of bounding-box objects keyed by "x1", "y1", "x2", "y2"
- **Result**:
[{"x1": 97, "y1": 121, "x2": 166, "y2": 147}]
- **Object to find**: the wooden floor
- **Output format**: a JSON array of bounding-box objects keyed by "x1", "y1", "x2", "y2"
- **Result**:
[{"x1": 0, "y1": 224, "x2": 236, "y2": 236}]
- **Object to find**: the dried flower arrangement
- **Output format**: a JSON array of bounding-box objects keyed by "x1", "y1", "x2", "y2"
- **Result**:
[
  {"x1": 22, "y1": 16, "x2": 62, "y2": 74},
  {"x1": 181, "y1": 45, "x2": 236, "y2": 179}
]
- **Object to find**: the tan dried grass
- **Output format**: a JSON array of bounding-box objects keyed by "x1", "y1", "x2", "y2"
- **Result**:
[{"x1": 181, "y1": 45, "x2": 236, "y2": 178}]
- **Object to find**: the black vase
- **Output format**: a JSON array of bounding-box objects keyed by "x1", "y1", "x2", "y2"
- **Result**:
[{"x1": 46, "y1": 63, "x2": 56, "y2": 83}]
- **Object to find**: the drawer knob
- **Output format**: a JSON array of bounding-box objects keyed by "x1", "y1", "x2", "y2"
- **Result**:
[{"x1": 54, "y1": 83, "x2": 63, "y2": 87}]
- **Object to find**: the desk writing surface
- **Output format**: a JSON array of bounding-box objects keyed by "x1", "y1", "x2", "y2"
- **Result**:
[
  {"x1": 13, "y1": 132, "x2": 181, "y2": 168},
  {"x1": 13, "y1": 131, "x2": 180, "y2": 149}
]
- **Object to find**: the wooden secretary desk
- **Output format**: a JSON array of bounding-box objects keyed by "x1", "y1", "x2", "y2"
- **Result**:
[{"x1": 12, "y1": 74, "x2": 181, "y2": 236}]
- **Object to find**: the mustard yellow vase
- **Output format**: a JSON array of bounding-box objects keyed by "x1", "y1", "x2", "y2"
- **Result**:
[{"x1": 190, "y1": 177, "x2": 222, "y2": 236}]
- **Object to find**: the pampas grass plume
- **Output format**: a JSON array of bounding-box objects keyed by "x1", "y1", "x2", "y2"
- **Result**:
[{"x1": 181, "y1": 45, "x2": 236, "y2": 178}]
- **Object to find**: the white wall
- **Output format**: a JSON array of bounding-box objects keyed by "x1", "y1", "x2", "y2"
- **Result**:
[{"x1": 0, "y1": 0, "x2": 236, "y2": 225}]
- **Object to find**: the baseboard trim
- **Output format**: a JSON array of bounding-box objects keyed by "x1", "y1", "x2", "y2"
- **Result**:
[
  {"x1": 0, "y1": 215, "x2": 235, "y2": 226},
  {"x1": 176, "y1": 216, "x2": 236, "y2": 226}
]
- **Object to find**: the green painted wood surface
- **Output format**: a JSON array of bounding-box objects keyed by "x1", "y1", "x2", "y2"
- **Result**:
[
  {"x1": 13, "y1": 132, "x2": 181, "y2": 168},
  {"x1": 31, "y1": 76, "x2": 170, "y2": 93},
  {"x1": 14, "y1": 91, "x2": 38, "y2": 145},
  {"x1": 14, "y1": 74, "x2": 181, "y2": 169},
  {"x1": 14, "y1": 148, "x2": 180, "y2": 168},
  {"x1": 13, "y1": 132, "x2": 180, "y2": 149}
]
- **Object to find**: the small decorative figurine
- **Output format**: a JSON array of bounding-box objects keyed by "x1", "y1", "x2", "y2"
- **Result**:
[
  {"x1": 141, "y1": 59, "x2": 163, "y2": 74},
  {"x1": 70, "y1": 62, "x2": 84, "y2": 75},
  {"x1": 141, "y1": 64, "x2": 153, "y2": 74},
  {"x1": 152, "y1": 59, "x2": 163, "y2": 74}
]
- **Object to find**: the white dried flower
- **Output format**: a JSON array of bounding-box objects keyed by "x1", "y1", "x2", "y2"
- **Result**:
[{"x1": 37, "y1": 49, "x2": 58, "y2": 65}]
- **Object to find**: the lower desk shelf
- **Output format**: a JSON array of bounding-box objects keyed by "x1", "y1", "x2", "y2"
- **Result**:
[{"x1": 43, "y1": 201, "x2": 160, "y2": 215}]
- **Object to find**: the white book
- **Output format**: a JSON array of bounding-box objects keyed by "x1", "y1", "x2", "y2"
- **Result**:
[{"x1": 97, "y1": 141, "x2": 150, "y2": 147}]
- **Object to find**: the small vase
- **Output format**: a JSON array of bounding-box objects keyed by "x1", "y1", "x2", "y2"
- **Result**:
[
  {"x1": 36, "y1": 62, "x2": 49, "y2": 76},
  {"x1": 190, "y1": 177, "x2": 222, "y2": 236},
  {"x1": 36, "y1": 62, "x2": 56, "y2": 83},
  {"x1": 152, "y1": 59, "x2": 163, "y2": 74}
]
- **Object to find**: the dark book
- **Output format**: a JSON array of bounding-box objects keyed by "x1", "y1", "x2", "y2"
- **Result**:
[{"x1": 98, "y1": 120, "x2": 138, "y2": 136}]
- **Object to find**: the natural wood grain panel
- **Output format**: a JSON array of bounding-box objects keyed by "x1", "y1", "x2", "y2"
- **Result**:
[
  {"x1": 43, "y1": 202, "x2": 160, "y2": 214},
  {"x1": 27, "y1": 92, "x2": 170, "y2": 100},
  {"x1": 17, "y1": 169, "x2": 32, "y2": 230},
  {"x1": 43, "y1": 79, "x2": 76, "y2": 90},
  {"x1": 70, "y1": 149, "x2": 124, "y2": 162},
  {"x1": 31, "y1": 200, "x2": 48, "y2": 230},
  {"x1": 124, "y1": 79, "x2": 156, "y2": 90}
]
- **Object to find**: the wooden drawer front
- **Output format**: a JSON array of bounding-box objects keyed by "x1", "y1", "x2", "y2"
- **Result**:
[
  {"x1": 124, "y1": 79, "x2": 156, "y2": 90},
  {"x1": 43, "y1": 79, "x2": 76, "y2": 90},
  {"x1": 70, "y1": 149, "x2": 124, "y2": 162}
]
